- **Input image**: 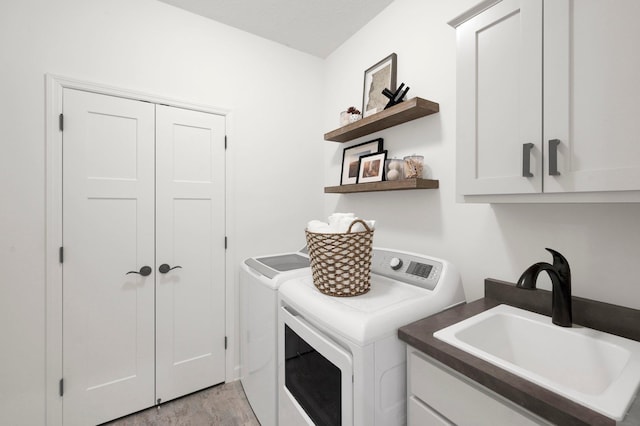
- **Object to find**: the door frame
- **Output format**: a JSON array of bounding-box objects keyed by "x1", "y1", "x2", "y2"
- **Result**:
[{"x1": 45, "y1": 74, "x2": 234, "y2": 425}]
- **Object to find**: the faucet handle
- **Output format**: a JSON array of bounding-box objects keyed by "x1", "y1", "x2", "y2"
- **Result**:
[{"x1": 545, "y1": 248, "x2": 571, "y2": 280}]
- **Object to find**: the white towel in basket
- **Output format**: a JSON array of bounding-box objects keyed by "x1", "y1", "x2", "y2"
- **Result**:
[{"x1": 307, "y1": 213, "x2": 375, "y2": 233}]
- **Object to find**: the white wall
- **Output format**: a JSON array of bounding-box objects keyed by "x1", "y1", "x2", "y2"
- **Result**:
[
  {"x1": 0, "y1": 0, "x2": 324, "y2": 424},
  {"x1": 324, "y1": 0, "x2": 640, "y2": 307}
]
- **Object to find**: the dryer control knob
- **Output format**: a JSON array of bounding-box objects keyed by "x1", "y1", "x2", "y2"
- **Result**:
[{"x1": 390, "y1": 257, "x2": 403, "y2": 270}]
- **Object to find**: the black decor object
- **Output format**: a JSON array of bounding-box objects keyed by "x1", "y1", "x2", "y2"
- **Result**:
[{"x1": 382, "y1": 83, "x2": 410, "y2": 110}]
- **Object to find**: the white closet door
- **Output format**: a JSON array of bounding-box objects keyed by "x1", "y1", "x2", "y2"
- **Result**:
[
  {"x1": 155, "y1": 105, "x2": 226, "y2": 402},
  {"x1": 62, "y1": 89, "x2": 156, "y2": 425}
]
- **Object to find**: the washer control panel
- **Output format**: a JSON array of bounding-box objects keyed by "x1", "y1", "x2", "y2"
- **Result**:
[{"x1": 371, "y1": 248, "x2": 443, "y2": 290}]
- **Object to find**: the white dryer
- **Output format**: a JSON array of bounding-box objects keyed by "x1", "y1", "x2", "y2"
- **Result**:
[
  {"x1": 240, "y1": 249, "x2": 311, "y2": 426},
  {"x1": 277, "y1": 248, "x2": 466, "y2": 426}
]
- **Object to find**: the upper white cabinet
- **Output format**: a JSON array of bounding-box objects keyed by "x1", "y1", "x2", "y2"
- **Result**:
[
  {"x1": 544, "y1": 0, "x2": 640, "y2": 193},
  {"x1": 451, "y1": 0, "x2": 640, "y2": 201},
  {"x1": 454, "y1": 0, "x2": 543, "y2": 196}
]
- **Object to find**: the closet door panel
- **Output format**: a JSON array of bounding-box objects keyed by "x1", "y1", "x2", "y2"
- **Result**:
[
  {"x1": 155, "y1": 105, "x2": 226, "y2": 402},
  {"x1": 62, "y1": 88, "x2": 155, "y2": 426},
  {"x1": 171, "y1": 198, "x2": 214, "y2": 362}
]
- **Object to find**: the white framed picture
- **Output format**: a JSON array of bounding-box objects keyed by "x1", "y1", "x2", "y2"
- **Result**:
[{"x1": 357, "y1": 150, "x2": 387, "y2": 184}]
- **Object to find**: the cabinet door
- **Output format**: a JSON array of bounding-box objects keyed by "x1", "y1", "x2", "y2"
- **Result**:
[
  {"x1": 155, "y1": 105, "x2": 226, "y2": 402},
  {"x1": 408, "y1": 396, "x2": 454, "y2": 425},
  {"x1": 457, "y1": 0, "x2": 543, "y2": 195},
  {"x1": 544, "y1": 0, "x2": 640, "y2": 193},
  {"x1": 408, "y1": 349, "x2": 550, "y2": 426}
]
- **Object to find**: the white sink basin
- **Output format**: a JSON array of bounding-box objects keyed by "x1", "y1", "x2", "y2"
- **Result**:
[{"x1": 434, "y1": 304, "x2": 640, "y2": 420}]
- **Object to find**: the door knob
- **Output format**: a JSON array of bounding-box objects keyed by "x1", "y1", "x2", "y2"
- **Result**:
[
  {"x1": 126, "y1": 266, "x2": 152, "y2": 277},
  {"x1": 159, "y1": 264, "x2": 182, "y2": 274}
]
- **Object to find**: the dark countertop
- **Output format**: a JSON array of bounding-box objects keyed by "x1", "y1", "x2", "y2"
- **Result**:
[{"x1": 398, "y1": 279, "x2": 640, "y2": 426}]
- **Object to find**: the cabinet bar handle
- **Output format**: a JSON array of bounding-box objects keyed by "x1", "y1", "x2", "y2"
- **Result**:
[
  {"x1": 522, "y1": 143, "x2": 534, "y2": 177},
  {"x1": 549, "y1": 139, "x2": 561, "y2": 176}
]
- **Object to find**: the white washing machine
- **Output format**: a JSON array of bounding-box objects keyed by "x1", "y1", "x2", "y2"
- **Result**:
[
  {"x1": 277, "y1": 248, "x2": 465, "y2": 426},
  {"x1": 240, "y1": 249, "x2": 311, "y2": 426}
]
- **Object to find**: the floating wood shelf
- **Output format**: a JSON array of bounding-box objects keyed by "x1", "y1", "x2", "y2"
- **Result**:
[
  {"x1": 324, "y1": 178, "x2": 439, "y2": 194},
  {"x1": 324, "y1": 97, "x2": 440, "y2": 143}
]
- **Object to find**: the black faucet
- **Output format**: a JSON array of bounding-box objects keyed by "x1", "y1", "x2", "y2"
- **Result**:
[{"x1": 516, "y1": 248, "x2": 572, "y2": 327}]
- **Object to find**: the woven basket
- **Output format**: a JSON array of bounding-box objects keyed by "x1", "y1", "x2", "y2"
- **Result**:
[{"x1": 305, "y1": 219, "x2": 373, "y2": 297}]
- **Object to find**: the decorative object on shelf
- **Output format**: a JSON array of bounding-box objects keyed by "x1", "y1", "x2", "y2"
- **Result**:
[
  {"x1": 385, "y1": 158, "x2": 404, "y2": 181},
  {"x1": 340, "y1": 111, "x2": 349, "y2": 126},
  {"x1": 403, "y1": 155, "x2": 424, "y2": 179},
  {"x1": 347, "y1": 106, "x2": 361, "y2": 123},
  {"x1": 357, "y1": 150, "x2": 387, "y2": 184},
  {"x1": 383, "y1": 83, "x2": 410, "y2": 110},
  {"x1": 340, "y1": 106, "x2": 362, "y2": 126},
  {"x1": 362, "y1": 53, "x2": 397, "y2": 118},
  {"x1": 340, "y1": 138, "x2": 384, "y2": 185}
]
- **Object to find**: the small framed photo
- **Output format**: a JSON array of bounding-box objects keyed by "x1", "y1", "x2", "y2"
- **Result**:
[
  {"x1": 357, "y1": 151, "x2": 387, "y2": 184},
  {"x1": 362, "y1": 53, "x2": 397, "y2": 118},
  {"x1": 340, "y1": 138, "x2": 384, "y2": 185}
]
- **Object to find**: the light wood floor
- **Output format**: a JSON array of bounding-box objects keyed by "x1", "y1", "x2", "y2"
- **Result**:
[{"x1": 103, "y1": 381, "x2": 259, "y2": 426}]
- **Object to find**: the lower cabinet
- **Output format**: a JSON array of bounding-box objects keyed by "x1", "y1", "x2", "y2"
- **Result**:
[
  {"x1": 407, "y1": 347, "x2": 551, "y2": 426},
  {"x1": 408, "y1": 395, "x2": 453, "y2": 426}
]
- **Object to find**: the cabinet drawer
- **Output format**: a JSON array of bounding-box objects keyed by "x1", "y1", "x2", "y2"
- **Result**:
[
  {"x1": 408, "y1": 349, "x2": 549, "y2": 426},
  {"x1": 408, "y1": 395, "x2": 453, "y2": 426}
]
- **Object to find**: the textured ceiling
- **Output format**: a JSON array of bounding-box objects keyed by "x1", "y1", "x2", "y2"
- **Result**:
[{"x1": 156, "y1": 0, "x2": 396, "y2": 58}]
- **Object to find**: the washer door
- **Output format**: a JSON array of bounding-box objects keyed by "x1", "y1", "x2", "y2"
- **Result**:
[{"x1": 279, "y1": 306, "x2": 353, "y2": 426}]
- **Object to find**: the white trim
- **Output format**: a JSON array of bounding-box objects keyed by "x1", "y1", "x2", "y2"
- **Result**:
[
  {"x1": 447, "y1": 0, "x2": 503, "y2": 28},
  {"x1": 45, "y1": 74, "x2": 64, "y2": 426},
  {"x1": 223, "y1": 111, "x2": 240, "y2": 381},
  {"x1": 45, "y1": 74, "x2": 231, "y2": 116},
  {"x1": 44, "y1": 74, "x2": 234, "y2": 425},
  {"x1": 459, "y1": 191, "x2": 640, "y2": 204}
]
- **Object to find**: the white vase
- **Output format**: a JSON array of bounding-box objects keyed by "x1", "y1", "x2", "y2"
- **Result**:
[
  {"x1": 340, "y1": 111, "x2": 349, "y2": 126},
  {"x1": 348, "y1": 113, "x2": 362, "y2": 123}
]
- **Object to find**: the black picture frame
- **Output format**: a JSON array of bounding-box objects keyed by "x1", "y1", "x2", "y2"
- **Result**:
[
  {"x1": 357, "y1": 150, "x2": 388, "y2": 184},
  {"x1": 362, "y1": 53, "x2": 397, "y2": 118},
  {"x1": 340, "y1": 138, "x2": 384, "y2": 185}
]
